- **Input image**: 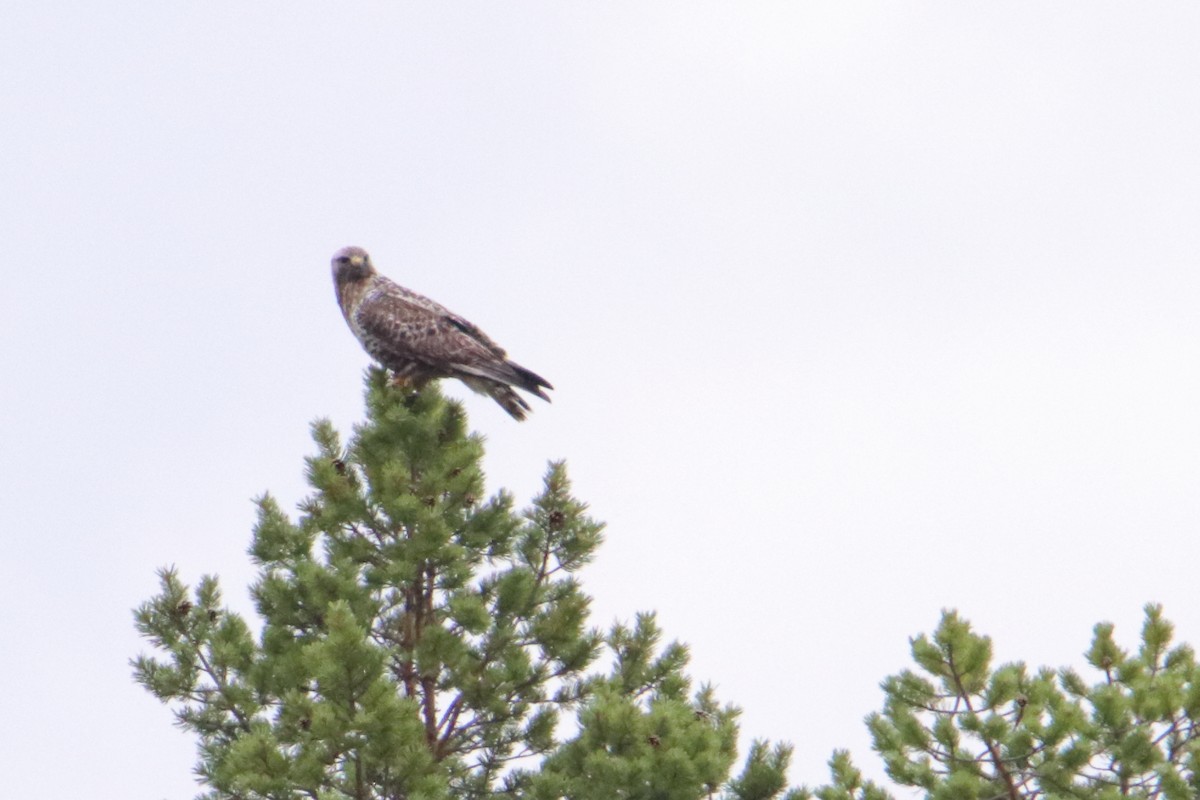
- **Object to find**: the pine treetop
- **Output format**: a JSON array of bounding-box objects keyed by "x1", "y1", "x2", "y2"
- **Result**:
[{"x1": 133, "y1": 370, "x2": 791, "y2": 800}]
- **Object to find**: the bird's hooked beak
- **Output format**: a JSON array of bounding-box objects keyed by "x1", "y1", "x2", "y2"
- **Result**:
[{"x1": 332, "y1": 247, "x2": 373, "y2": 282}]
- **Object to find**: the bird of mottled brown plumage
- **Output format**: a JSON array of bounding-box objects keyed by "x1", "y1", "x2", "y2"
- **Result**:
[{"x1": 331, "y1": 246, "x2": 552, "y2": 420}]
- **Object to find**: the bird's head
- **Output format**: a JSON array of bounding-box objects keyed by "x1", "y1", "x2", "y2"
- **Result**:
[{"x1": 331, "y1": 246, "x2": 376, "y2": 285}]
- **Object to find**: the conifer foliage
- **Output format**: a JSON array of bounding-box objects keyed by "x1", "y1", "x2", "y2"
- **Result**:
[
  {"x1": 133, "y1": 369, "x2": 798, "y2": 800},
  {"x1": 808, "y1": 605, "x2": 1200, "y2": 800}
]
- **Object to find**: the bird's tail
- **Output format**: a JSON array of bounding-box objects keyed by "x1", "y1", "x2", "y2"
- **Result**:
[
  {"x1": 461, "y1": 377, "x2": 535, "y2": 421},
  {"x1": 505, "y1": 360, "x2": 553, "y2": 403},
  {"x1": 456, "y1": 359, "x2": 553, "y2": 420}
]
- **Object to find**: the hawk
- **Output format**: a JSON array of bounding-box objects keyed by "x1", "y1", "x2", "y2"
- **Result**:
[{"x1": 331, "y1": 246, "x2": 552, "y2": 420}]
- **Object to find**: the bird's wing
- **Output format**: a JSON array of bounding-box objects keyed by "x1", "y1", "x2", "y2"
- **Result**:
[{"x1": 353, "y1": 277, "x2": 505, "y2": 368}]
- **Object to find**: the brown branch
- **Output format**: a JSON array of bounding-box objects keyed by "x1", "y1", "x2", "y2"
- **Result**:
[
  {"x1": 418, "y1": 563, "x2": 439, "y2": 752},
  {"x1": 422, "y1": 674, "x2": 439, "y2": 750},
  {"x1": 400, "y1": 579, "x2": 418, "y2": 698},
  {"x1": 183, "y1": 628, "x2": 253, "y2": 733},
  {"x1": 946, "y1": 647, "x2": 1023, "y2": 800},
  {"x1": 354, "y1": 749, "x2": 366, "y2": 800},
  {"x1": 437, "y1": 695, "x2": 465, "y2": 758}
]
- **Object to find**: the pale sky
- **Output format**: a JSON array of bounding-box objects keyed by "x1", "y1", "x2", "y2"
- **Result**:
[{"x1": 2, "y1": 4, "x2": 1199, "y2": 797}]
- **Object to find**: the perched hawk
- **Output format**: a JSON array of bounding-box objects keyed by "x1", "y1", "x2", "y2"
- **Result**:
[{"x1": 331, "y1": 246, "x2": 552, "y2": 420}]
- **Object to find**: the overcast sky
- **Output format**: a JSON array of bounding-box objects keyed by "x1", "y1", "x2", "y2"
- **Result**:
[{"x1": 3, "y1": 3, "x2": 1199, "y2": 797}]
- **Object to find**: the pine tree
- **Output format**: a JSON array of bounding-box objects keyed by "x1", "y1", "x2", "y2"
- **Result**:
[
  {"x1": 802, "y1": 605, "x2": 1200, "y2": 800},
  {"x1": 133, "y1": 369, "x2": 799, "y2": 800}
]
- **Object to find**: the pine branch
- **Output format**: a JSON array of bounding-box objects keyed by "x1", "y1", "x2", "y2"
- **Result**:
[{"x1": 945, "y1": 646, "x2": 1022, "y2": 800}]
